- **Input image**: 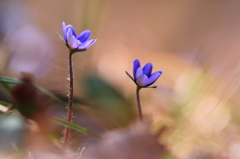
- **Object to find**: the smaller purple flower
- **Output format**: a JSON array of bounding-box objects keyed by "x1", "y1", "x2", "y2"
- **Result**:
[
  {"x1": 126, "y1": 59, "x2": 162, "y2": 87},
  {"x1": 61, "y1": 22, "x2": 97, "y2": 51}
]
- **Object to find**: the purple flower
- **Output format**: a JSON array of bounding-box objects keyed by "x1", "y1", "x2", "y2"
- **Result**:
[
  {"x1": 62, "y1": 22, "x2": 97, "y2": 50},
  {"x1": 131, "y1": 59, "x2": 162, "y2": 87}
]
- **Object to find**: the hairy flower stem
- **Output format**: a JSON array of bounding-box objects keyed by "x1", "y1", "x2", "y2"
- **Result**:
[
  {"x1": 63, "y1": 51, "x2": 74, "y2": 146},
  {"x1": 136, "y1": 87, "x2": 143, "y2": 121}
]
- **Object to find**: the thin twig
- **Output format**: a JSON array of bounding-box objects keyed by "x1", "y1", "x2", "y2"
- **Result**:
[
  {"x1": 63, "y1": 51, "x2": 74, "y2": 146},
  {"x1": 78, "y1": 147, "x2": 86, "y2": 158},
  {"x1": 136, "y1": 87, "x2": 143, "y2": 121}
]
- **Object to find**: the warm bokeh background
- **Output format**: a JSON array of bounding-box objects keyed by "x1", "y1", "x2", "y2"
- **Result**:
[{"x1": 1, "y1": 0, "x2": 240, "y2": 158}]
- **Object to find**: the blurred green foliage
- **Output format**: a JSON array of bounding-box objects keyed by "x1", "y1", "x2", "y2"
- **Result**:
[
  {"x1": 83, "y1": 75, "x2": 136, "y2": 128},
  {"x1": 52, "y1": 117, "x2": 99, "y2": 137}
]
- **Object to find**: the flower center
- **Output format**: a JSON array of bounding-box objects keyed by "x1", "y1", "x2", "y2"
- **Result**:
[{"x1": 77, "y1": 40, "x2": 81, "y2": 44}]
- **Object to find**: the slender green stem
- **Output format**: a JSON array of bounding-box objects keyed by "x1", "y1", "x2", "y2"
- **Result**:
[
  {"x1": 136, "y1": 87, "x2": 143, "y2": 121},
  {"x1": 63, "y1": 51, "x2": 74, "y2": 146}
]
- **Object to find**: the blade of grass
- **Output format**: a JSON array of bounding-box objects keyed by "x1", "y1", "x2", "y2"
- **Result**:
[
  {"x1": 0, "y1": 76, "x2": 64, "y2": 105},
  {"x1": 0, "y1": 76, "x2": 22, "y2": 84},
  {"x1": 52, "y1": 117, "x2": 100, "y2": 137},
  {"x1": 0, "y1": 76, "x2": 21, "y2": 96},
  {"x1": 0, "y1": 83, "x2": 12, "y2": 96},
  {"x1": 37, "y1": 86, "x2": 65, "y2": 105},
  {"x1": 0, "y1": 101, "x2": 12, "y2": 107}
]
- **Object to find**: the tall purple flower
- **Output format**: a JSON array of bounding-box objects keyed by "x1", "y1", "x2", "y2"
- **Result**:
[
  {"x1": 127, "y1": 59, "x2": 162, "y2": 87},
  {"x1": 61, "y1": 22, "x2": 97, "y2": 50},
  {"x1": 126, "y1": 59, "x2": 162, "y2": 120},
  {"x1": 60, "y1": 22, "x2": 97, "y2": 145}
]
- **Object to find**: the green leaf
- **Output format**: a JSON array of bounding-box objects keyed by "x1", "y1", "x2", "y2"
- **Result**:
[
  {"x1": 0, "y1": 83, "x2": 11, "y2": 96},
  {"x1": 0, "y1": 76, "x2": 22, "y2": 84},
  {"x1": 37, "y1": 86, "x2": 65, "y2": 105},
  {"x1": 52, "y1": 117, "x2": 99, "y2": 137},
  {"x1": 0, "y1": 76, "x2": 64, "y2": 105},
  {"x1": 0, "y1": 76, "x2": 20, "y2": 96},
  {"x1": 83, "y1": 76, "x2": 135, "y2": 128},
  {"x1": 0, "y1": 101, "x2": 12, "y2": 107}
]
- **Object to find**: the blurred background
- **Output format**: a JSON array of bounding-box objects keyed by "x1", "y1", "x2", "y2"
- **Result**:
[{"x1": 1, "y1": 0, "x2": 240, "y2": 158}]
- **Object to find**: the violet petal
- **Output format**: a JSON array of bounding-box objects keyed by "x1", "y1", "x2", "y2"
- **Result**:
[
  {"x1": 136, "y1": 75, "x2": 149, "y2": 87},
  {"x1": 147, "y1": 71, "x2": 162, "y2": 86},
  {"x1": 143, "y1": 63, "x2": 152, "y2": 77},
  {"x1": 66, "y1": 29, "x2": 72, "y2": 41},
  {"x1": 68, "y1": 35, "x2": 79, "y2": 49},
  {"x1": 65, "y1": 25, "x2": 76, "y2": 37},
  {"x1": 77, "y1": 30, "x2": 91, "y2": 43},
  {"x1": 133, "y1": 59, "x2": 141, "y2": 80},
  {"x1": 78, "y1": 39, "x2": 97, "y2": 50},
  {"x1": 135, "y1": 67, "x2": 143, "y2": 79},
  {"x1": 62, "y1": 22, "x2": 67, "y2": 41}
]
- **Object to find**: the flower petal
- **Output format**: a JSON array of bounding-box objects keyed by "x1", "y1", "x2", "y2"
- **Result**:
[
  {"x1": 143, "y1": 63, "x2": 152, "y2": 77},
  {"x1": 133, "y1": 59, "x2": 140, "y2": 80},
  {"x1": 135, "y1": 67, "x2": 143, "y2": 79},
  {"x1": 147, "y1": 71, "x2": 162, "y2": 86},
  {"x1": 78, "y1": 39, "x2": 97, "y2": 50},
  {"x1": 62, "y1": 22, "x2": 67, "y2": 41},
  {"x1": 65, "y1": 25, "x2": 76, "y2": 37},
  {"x1": 77, "y1": 30, "x2": 91, "y2": 43},
  {"x1": 66, "y1": 29, "x2": 73, "y2": 41},
  {"x1": 136, "y1": 75, "x2": 149, "y2": 87},
  {"x1": 67, "y1": 35, "x2": 79, "y2": 49}
]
